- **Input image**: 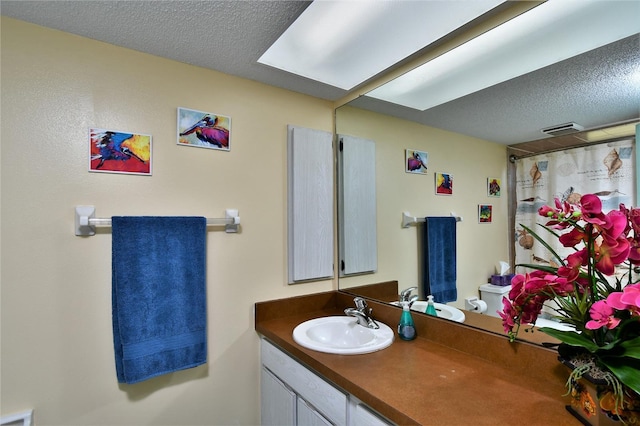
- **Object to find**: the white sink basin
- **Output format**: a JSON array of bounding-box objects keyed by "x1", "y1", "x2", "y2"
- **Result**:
[
  {"x1": 534, "y1": 317, "x2": 575, "y2": 331},
  {"x1": 293, "y1": 316, "x2": 394, "y2": 355},
  {"x1": 391, "y1": 301, "x2": 466, "y2": 323}
]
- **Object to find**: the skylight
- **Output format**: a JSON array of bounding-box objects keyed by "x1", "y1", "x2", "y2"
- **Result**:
[
  {"x1": 367, "y1": 0, "x2": 640, "y2": 111},
  {"x1": 258, "y1": 0, "x2": 505, "y2": 90}
]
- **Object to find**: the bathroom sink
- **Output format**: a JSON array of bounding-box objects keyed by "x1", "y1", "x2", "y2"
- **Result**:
[
  {"x1": 391, "y1": 301, "x2": 466, "y2": 323},
  {"x1": 534, "y1": 317, "x2": 575, "y2": 331},
  {"x1": 292, "y1": 316, "x2": 394, "y2": 355}
]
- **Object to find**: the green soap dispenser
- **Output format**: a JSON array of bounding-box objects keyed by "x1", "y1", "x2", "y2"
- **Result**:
[
  {"x1": 426, "y1": 295, "x2": 438, "y2": 317},
  {"x1": 398, "y1": 301, "x2": 416, "y2": 341}
]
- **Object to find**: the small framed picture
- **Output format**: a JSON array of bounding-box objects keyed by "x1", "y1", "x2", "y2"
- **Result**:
[
  {"x1": 405, "y1": 149, "x2": 428, "y2": 174},
  {"x1": 177, "y1": 107, "x2": 231, "y2": 151},
  {"x1": 487, "y1": 178, "x2": 501, "y2": 197},
  {"x1": 435, "y1": 172, "x2": 453, "y2": 195},
  {"x1": 479, "y1": 204, "x2": 493, "y2": 223},
  {"x1": 89, "y1": 128, "x2": 152, "y2": 175}
]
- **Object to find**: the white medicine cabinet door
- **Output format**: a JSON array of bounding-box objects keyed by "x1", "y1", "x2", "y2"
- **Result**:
[
  {"x1": 338, "y1": 134, "x2": 377, "y2": 276},
  {"x1": 287, "y1": 125, "x2": 334, "y2": 283}
]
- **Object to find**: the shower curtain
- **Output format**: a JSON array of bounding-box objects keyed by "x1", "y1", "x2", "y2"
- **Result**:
[{"x1": 514, "y1": 139, "x2": 636, "y2": 273}]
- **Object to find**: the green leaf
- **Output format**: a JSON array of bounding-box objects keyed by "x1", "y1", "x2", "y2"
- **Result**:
[
  {"x1": 519, "y1": 223, "x2": 565, "y2": 265},
  {"x1": 619, "y1": 338, "x2": 640, "y2": 360},
  {"x1": 599, "y1": 357, "x2": 640, "y2": 395},
  {"x1": 538, "y1": 328, "x2": 600, "y2": 352},
  {"x1": 515, "y1": 263, "x2": 558, "y2": 274}
]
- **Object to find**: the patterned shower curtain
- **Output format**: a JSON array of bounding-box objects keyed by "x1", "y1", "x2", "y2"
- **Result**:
[{"x1": 514, "y1": 139, "x2": 636, "y2": 273}]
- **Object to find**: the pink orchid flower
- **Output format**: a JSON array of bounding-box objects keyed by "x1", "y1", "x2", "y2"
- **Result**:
[
  {"x1": 580, "y1": 194, "x2": 607, "y2": 226},
  {"x1": 594, "y1": 235, "x2": 631, "y2": 275},
  {"x1": 601, "y1": 209, "x2": 628, "y2": 239},
  {"x1": 627, "y1": 238, "x2": 640, "y2": 265},
  {"x1": 620, "y1": 203, "x2": 640, "y2": 235},
  {"x1": 559, "y1": 227, "x2": 589, "y2": 248},
  {"x1": 499, "y1": 297, "x2": 517, "y2": 334},
  {"x1": 608, "y1": 283, "x2": 640, "y2": 316},
  {"x1": 620, "y1": 283, "x2": 640, "y2": 309},
  {"x1": 620, "y1": 204, "x2": 640, "y2": 264},
  {"x1": 586, "y1": 300, "x2": 621, "y2": 330},
  {"x1": 539, "y1": 198, "x2": 578, "y2": 229},
  {"x1": 557, "y1": 250, "x2": 586, "y2": 283}
]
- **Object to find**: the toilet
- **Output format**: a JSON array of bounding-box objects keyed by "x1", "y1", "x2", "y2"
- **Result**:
[{"x1": 478, "y1": 284, "x2": 511, "y2": 318}]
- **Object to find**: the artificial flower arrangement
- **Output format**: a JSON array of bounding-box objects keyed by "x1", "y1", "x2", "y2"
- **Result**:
[{"x1": 500, "y1": 194, "x2": 640, "y2": 423}]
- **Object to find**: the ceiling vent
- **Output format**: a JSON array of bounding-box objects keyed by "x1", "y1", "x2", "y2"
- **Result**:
[{"x1": 541, "y1": 122, "x2": 584, "y2": 137}]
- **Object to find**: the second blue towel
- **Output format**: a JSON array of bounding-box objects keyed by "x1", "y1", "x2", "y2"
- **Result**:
[{"x1": 422, "y1": 216, "x2": 457, "y2": 303}]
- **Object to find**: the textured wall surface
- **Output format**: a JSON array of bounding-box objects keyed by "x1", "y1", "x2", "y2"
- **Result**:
[{"x1": 1, "y1": 17, "x2": 333, "y2": 425}]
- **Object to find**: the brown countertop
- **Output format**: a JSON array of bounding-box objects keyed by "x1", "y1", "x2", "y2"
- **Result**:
[{"x1": 256, "y1": 291, "x2": 580, "y2": 426}]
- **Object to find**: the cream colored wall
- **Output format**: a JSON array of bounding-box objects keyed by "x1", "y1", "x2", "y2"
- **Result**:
[
  {"x1": 1, "y1": 17, "x2": 334, "y2": 425},
  {"x1": 336, "y1": 106, "x2": 510, "y2": 308}
]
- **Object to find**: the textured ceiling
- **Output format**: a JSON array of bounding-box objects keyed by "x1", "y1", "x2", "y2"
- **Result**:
[
  {"x1": 2, "y1": 0, "x2": 639, "y2": 145},
  {"x1": 351, "y1": 34, "x2": 640, "y2": 144}
]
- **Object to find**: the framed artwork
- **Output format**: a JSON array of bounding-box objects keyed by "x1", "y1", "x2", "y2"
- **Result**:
[
  {"x1": 435, "y1": 172, "x2": 453, "y2": 195},
  {"x1": 479, "y1": 204, "x2": 493, "y2": 223},
  {"x1": 89, "y1": 128, "x2": 152, "y2": 175},
  {"x1": 177, "y1": 107, "x2": 231, "y2": 151},
  {"x1": 488, "y1": 177, "x2": 501, "y2": 197},
  {"x1": 405, "y1": 149, "x2": 428, "y2": 174}
]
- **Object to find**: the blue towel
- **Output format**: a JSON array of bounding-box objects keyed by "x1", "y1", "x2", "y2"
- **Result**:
[
  {"x1": 422, "y1": 217, "x2": 457, "y2": 303},
  {"x1": 112, "y1": 216, "x2": 207, "y2": 384}
]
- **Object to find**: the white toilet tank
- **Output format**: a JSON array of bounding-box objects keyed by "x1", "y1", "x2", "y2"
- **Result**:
[{"x1": 479, "y1": 284, "x2": 512, "y2": 318}]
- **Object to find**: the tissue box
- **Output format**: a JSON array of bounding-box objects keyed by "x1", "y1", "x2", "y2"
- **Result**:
[{"x1": 490, "y1": 274, "x2": 515, "y2": 286}]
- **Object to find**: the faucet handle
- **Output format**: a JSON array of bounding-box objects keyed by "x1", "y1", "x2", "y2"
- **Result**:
[
  {"x1": 400, "y1": 286, "x2": 418, "y2": 302},
  {"x1": 353, "y1": 297, "x2": 368, "y2": 310}
]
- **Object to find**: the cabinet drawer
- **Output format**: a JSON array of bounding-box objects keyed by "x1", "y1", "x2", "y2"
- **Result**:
[{"x1": 261, "y1": 339, "x2": 347, "y2": 425}]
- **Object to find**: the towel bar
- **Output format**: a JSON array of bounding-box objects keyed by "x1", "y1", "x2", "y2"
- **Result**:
[
  {"x1": 402, "y1": 211, "x2": 462, "y2": 228},
  {"x1": 75, "y1": 206, "x2": 240, "y2": 236}
]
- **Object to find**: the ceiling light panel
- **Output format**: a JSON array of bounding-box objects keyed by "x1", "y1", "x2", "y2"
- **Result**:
[
  {"x1": 258, "y1": 0, "x2": 505, "y2": 90},
  {"x1": 583, "y1": 123, "x2": 639, "y2": 143},
  {"x1": 367, "y1": 0, "x2": 640, "y2": 110}
]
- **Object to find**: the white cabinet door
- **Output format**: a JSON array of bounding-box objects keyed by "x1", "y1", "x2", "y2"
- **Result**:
[
  {"x1": 350, "y1": 402, "x2": 393, "y2": 426},
  {"x1": 262, "y1": 339, "x2": 347, "y2": 425},
  {"x1": 297, "y1": 398, "x2": 333, "y2": 426},
  {"x1": 337, "y1": 134, "x2": 377, "y2": 276},
  {"x1": 261, "y1": 339, "x2": 394, "y2": 426},
  {"x1": 287, "y1": 125, "x2": 334, "y2": 283},
  {"x1": 261, "y1": 367, "x2": 296, "y2": 426}
]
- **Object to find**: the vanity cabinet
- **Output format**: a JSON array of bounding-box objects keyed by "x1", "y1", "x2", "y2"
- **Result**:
[
  {"x1": 261, "y1": 366, "x2": 335, "y2": 426},
  {"x1": 260, "y1": 339, "x2": 392, "y2": 426}
]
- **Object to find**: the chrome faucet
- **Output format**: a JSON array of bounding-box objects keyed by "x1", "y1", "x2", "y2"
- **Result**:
[
  {"x1": 344, "y1": 297, "x2": 379, "y2": 329},
  {"x1": 399, "y1": 286, "x2": 419, "y2": 306}
]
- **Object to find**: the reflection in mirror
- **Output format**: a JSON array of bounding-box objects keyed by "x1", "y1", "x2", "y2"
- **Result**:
[
  {"x1": 342, "y1": 280, "x2": 560, "y2": 346},
  {"x1": 334, "y1": 104, "x2": 510, "y2": 313},
  {"x1": 335, "y1": 34, "x2": 639, "y2": 347},
  {"x1": 337, "y1": 135, "x2": 377, "y2": 276}
]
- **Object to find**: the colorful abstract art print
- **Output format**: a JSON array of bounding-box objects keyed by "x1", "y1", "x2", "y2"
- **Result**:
[
  {"x1": 479, "y1": 204, "x2": 493, "y2": 223},
  {"x1": 488, "y1": 177, "x2": 501, "y2": 197},
  {"x1": 177, "y1": 107, "x2": 231, "y2": 151},
  {"x1": 405, "y1": 149, "x2": 428, "y2": 174},
  {"x1": 89, "y1": 128, "x2": 152, "y2": 175},
  {"x1": 435, "y1": 172, "x2": 453, "y2": 195}
]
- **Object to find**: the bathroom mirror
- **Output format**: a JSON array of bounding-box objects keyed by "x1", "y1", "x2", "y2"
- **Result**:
[{"x1": 336, "y1": 33, "x2": 640, "y2": 346}]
